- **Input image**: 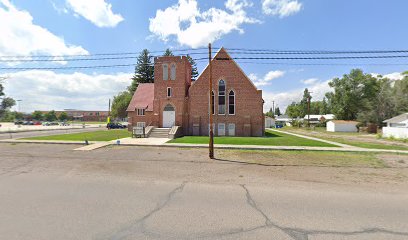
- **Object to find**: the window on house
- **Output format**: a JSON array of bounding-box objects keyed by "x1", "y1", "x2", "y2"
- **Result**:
[
  {"x1": 218, "y1": 80, "x2": 226, "y2": 114},
  {"x1": 228, "y1": 123, "x2": 235, "y2": 136},
  {"x1": 228, "y1": 90, "x2": 235, "y2": 115},
  {"x1": 170, "y1": 64, "x2": 176, "y2": 80},
  {"x1": 218, "y1": 123, "x2": 225, "y2": 136},
  {"x1": 163, "y1": 64, "x2": 168, "y2": 80},
  {"x1": 136, "y1": 108, "x2": 145, "y2": 116},
  {"x1": 136, "y1": 122, "x2": 146, "y2": 128},
  {"x1": 167, "y1": 87, "x2": 172, "y2": 97}
]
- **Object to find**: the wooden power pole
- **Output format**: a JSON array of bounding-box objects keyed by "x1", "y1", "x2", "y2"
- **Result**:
[{"x1": 208, "y1": 43, "x2": 214, "y2": 159}]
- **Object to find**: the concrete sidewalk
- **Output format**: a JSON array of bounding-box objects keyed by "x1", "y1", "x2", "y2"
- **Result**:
[
  {"x1": 2, "y1": 136, "x2": 408, "y2": 154},
  {"x1": 268, "y1": 128, "x2": 354, "y2": 148}
]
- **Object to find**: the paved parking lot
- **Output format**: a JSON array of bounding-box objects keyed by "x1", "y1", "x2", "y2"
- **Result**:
[{"x1": 0, "y1": 144, "x2": 407, "y2": 239}]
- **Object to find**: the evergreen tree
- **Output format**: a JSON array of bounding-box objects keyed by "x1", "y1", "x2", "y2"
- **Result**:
[
  {"x1": 274, "y1": 107, "x2": 281, "y2": 116},
  {"x1": 163, "y1": 48, "x2": 174, "y2": 56},
  {"x1": 186, "y1": 54, "x2": 199, "y2": 80},
  {"x1": 128, "y1": 49, "x2": 154, "y2": 93},
  {"x1": 300, "y1": 88, "x2": 311, "y2": 117}
]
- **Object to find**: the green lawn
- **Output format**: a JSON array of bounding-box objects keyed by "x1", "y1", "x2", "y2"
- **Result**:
[
  {"x1": 23, "y1": 130, "x2": 130, "y2": 141},
  {"x1": 217, "y1": 149, "x2": 389, "y2": 168},
  {"x1": 169, "y1": 130, "x2": 336, "y2": 147}
]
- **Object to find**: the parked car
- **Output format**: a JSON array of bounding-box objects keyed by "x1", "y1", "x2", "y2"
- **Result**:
[
  {"x1": 107, "y1": 123, "x2": 126, "y2": 129},
  {"x1": 33, "y1": 121, "x2": 42, "y2": 125},
  {"x1": 14, "y1": 120, "x2": 24, "y2": 125},
  {"x1": 59, "y1": 122, "x2": 70, "y2": 126}
]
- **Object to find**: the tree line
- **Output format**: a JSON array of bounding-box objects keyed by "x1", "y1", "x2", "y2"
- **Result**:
[
  {"x1": 111, "y1": 48, "x2": 199, "y2": 119},
  {"x1": 284, "y1": 69, "x2": 408, "y2": 125},
  {"x1": 0, "y1": 79, "x2": 16, "y2": 121}
]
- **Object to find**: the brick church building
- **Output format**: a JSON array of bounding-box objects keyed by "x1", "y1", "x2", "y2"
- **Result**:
[{"x1": 127, "y1": 48, "x2": 264, "y2": 137}]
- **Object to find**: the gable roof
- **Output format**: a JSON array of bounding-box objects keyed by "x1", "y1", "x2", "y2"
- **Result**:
[
  {"x1": 126, "y1": 83, "x2": 154, "y2": 112},
  {"x1": 192, "y1": 47, "x2": 259, "y2": 90},
  {"x1": 329, "y1": 120, "x2": 359, "y2": 124},
  {"x1": 384, "y1": 113, "x2": 408, "y2": 123}
]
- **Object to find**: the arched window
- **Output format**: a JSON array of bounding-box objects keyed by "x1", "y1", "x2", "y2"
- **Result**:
[
  {"x1": 228, "y1": 90, "x2": 235, "y2": 115},
  {"x1": 218, "y1": 80, "x2": 226, "y2": 114},
  {"x1": 170, "y1": 64, "x2": 176, "y2": 80},
  {"x1": 163, "y1": 64, "x2": 168, "y2": 80}
]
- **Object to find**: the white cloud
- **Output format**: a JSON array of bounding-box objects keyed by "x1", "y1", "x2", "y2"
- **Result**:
[
  {"x1": 66, "y1": 0, "x2": 124, "y2": 28},
  {"x1": 249, "y1": 70, "x2": 285, "y2": 87},
  {"x1": 300, "y1": 78, "x2": 318, "y2": 85},
  {"x1": 0, "y1": 0, "x2": 88, "y2": 59},
  {"x1": 1, "y1": 71, "x2": 132, "y2": 112},
  {"x1": 262, "y1": 79, "x2": 332, "y2": 112},
  {"x1": 262, "y1": 0, "x2": 302, "y2": 17},
  {"x1": 371, "y1": 72, "x2": 404, "y2": 81},
  {"x1": 149, "y1": 0, "x2": 259, "y2": 48}
]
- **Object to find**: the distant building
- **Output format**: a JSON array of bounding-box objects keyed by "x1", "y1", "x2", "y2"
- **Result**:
[
  {"x1": 383, "y1": 113, "x2": 408, "y2": 139},
  {"x1": 275, "y1": 114, "x2": 295, "y2": 126},
  {"x1": 40, "y1": 110, "x2": 109, "y2": 122},
  {"x1": 265, "y1": 116, "x2": 275, "y2": 128},
  {"x1": 303, "y1": 114, "x2": 335, "y2": 124},
  {"x1": 327, "y1": 120, "x2": 359, "y2": 132}
]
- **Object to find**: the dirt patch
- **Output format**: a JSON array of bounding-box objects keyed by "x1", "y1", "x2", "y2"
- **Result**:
[{"x1": 378, "y1": 154, "x2": 408, "y2": 168}]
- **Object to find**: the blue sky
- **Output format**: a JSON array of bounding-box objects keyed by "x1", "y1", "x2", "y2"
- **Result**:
[{"x1": 1, "y1": 0, "x2": 408, "y2": 112}]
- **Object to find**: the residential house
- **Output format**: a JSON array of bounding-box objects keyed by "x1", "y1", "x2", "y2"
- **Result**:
[{"x1": 383, "y1": 113, "x2": 408, "y2": 139}]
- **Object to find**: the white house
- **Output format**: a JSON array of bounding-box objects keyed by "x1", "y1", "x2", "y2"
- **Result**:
[
  {"x1": 327, "y1": 120, "x2": 359, "y2": 132},
  {"x1": 303, "y1": 114, "x2": 335, "y2": 124},
  {"x1": 265, "y1": 116, "x2": 275, "y2": 128},
  {"x1": 383, "y1": 113, "x2": 408, "y2": 139},
  {"x1": 275, "y1": 114, "x2": 295, "y2": 126}
]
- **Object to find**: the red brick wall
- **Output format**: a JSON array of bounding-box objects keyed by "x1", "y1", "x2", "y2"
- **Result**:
[
  {"x1": 128, "y1": 111, "x2": 154, "y2": 129},
  {"x1": 152, "y1": 56, "x2": 192, "y2": 133},
  {"x1": 188, "y1": 48, "x2": 264, "y2": 137}
]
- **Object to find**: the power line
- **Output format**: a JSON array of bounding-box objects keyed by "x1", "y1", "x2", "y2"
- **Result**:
[
  {"x1": 0, "y1": 59, "x2": 209, "y2": 71},
  {"x1": 234, "y1": 61, "x2": 408, "y2": 66},
  {"x1": 227, "y1": 48, "x2": 408, "y2": 54},
  {"x1": 0, "y1": 47, "x2": 212, "y2": 59},
  {"x1": 230, "y1": 55, "x2": 408, "y2": 60}
]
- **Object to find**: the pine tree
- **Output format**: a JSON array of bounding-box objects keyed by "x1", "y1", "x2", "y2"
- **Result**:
[
  {"x1": 186, "y1": 55, "x2": 199, "y2": 80},
  {"x1": 128, "y1": 49, "x2": 154, "y2": 93},
  {"x1": 163, "y1": 48, "x2": 174, "y2": 56},
  {"x1": 274, "y1": 107, "x2": 281, "y2": 116}
]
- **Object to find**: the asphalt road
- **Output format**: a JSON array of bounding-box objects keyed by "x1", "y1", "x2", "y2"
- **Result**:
[
  {"x1": 0, "y1": 144, "x2": 407, "y2": 240},
  {"x1": 0, "y1": 126, "x2": 105, "y2": 140}
]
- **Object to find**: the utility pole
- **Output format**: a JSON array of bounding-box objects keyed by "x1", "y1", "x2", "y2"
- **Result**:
[
  {"x1": 208, "y1": 43, "x2": 214, "y2": 159},
  {"x1": 272, "y1": 100, "x2": 275, "y2": 117},
  {"x1": 108, "y1": 98, "x2": 111, "y2": 116},
  {"x1": 307, "y1": 92, "x2": 313, "y2": 128}
]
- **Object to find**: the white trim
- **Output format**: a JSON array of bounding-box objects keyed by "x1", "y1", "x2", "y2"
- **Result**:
[
  {"x1": 228, "y1": 89, "x2": 235, "y2": 115},
  {"x1": 136, "y1": 108, "x2": 145, "y2": 116},
  {"x1": 228, "y1": 123, "x2": 235, "y2": 136},
  {"x1": 218, "y1": 123, "x2": 225, "y2": 136},
  {"x1": 218, "y1": 79, "x2": 226, "y2": 115}
]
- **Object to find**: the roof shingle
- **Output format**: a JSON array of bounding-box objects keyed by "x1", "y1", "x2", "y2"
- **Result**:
[{"x1": 126, "y1": 83, "x2": 154, "y2": 112}]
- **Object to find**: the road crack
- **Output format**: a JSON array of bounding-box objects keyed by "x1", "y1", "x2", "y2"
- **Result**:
[{"x1": 105, "y1": 181, "x2": 187, "y2": 240}]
